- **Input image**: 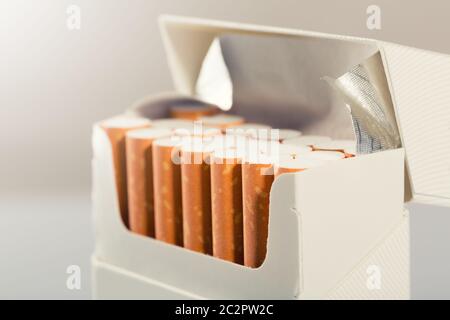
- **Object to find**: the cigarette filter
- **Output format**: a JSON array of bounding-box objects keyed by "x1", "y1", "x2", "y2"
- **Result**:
[
  {"x1": 245, "y1": 138, "x2": 280, "y2": 160},
  {"x1": 100, "y1": 117, "x2": 151, "y2": 227},
  {"x1": 173, "y1": 125, "x2": 221, "y2": 138},
  {"x1": 242, "y1": 153, "x2": 274, "y2": 268},
  {"x1": 210, "y1": 148, "x2": 245, "y2": 264},
  {"x1": 250, "y1": 142, "x2": 311, "y2": 165},
  {"x1": 307, "y1": 150, "x2": 346, "y2": 161},
  {"x1": 282, "y1": 135, "x2": 332, "y2": 147},
  {"x1": 212, "y1": 134, "x2": 249, "y2": 152},
  {"x1": 126, "y1": 128, "x2": 172, "y2": 236},
  {"x1": 199, "y1": 114, "x2": 245, "y2": 130},
  {"x1": 277, "y1": 143, "x2": 312, "y2": 157},
  {"x1": 312, "y1": 139, "x2": 357, "y2": 158},
  {"x1": 152, "y1": 137, "x2": 185, "y2": 246},
  {"x1": 170, "y1": 104, "x2": 219, "y2": 120},
  {"x1": 274, "y1": 154, "x2": 325, "y2": 177},
  {"x1": 225, "y1": 123, "x2": 272, "y2": 138},
  {"x1": 250, "y1": 128, "x2": 302, "y2": 142},
  {"x1": 151, "y1": 118, "x2": 193, "y2": 130},
  {"x1": 344, "y1": 146, "x2": 357, "y2": 158},
  {"x1": 180, "y1": 138, "x2": 216, "y2": 254}
]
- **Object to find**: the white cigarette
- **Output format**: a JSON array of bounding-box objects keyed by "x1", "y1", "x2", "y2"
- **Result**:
[
  {"x1": 313, "y1": 139, "x2": 354, "y2": 150},
  {"x1": 170, "y1": 104, "x2": 219, "y2": 120},
  {"x1": 209, "y1": 134, "x2": 248, "y2": 152},
  {"x1": 306, "y1": 150, "x2": 346, "y2": 161},
  {"x1": 313, "y1": 139, "x2": 357, "y2": 157},
  {"x1": 274, "y1": 154, "x2": 325, "y2": 177},
  {"x1": 225, "y1": 123, "x2": 272, "y2": 138},
  {"x1": 250, "y1": 128, "x2": 302, "y2": 142},
  {"x1": 151, "y1": 118, "x2": 193, "y2": 130},
  {"x1": 173, "y1": 125, "x2": 221, "y2": 138},
  {"x1": 199, "y1": 114, "x2": 245, "y2": 129},
  {"x1": 277, "y1": 143, "x2": 312, "y2": 156},
  {"x1": 282, "y1": 135, "x2": 332, "y2": 147}
]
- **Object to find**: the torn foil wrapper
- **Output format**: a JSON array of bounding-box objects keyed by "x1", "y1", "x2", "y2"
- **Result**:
[{"x1": 325, "y1": 54, "x2": 401, "y2": 154}]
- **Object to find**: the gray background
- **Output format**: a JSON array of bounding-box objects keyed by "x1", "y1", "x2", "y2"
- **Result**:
[{"x1": 0, "y1": 0, "x2": 449, "y2": 299}]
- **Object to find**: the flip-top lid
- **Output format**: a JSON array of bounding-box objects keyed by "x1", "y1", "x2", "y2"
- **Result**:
[
  {"x1": 159, "y1": 15, "x2": 450, "y2": 204},
  {"x1": 380, "y1": 43, "x2": 450, "y2": 204}
]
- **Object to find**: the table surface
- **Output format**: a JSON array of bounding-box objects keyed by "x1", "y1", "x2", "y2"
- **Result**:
[
  {"x1": 0, "y1": 190, "x2": 449, "y2": 299},
  {"x1": 0, "y1": 190, "x2": 93, "y2": 299}
]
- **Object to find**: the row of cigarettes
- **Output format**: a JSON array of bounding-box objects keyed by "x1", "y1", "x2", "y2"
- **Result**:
[{"x1": 100, "y1": 104, "x2": 356, "y2": 268}]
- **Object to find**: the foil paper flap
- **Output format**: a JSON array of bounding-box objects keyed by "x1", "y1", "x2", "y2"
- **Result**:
[{"x1": 324, "y1": 53, "x2": 401, "y2": 154}]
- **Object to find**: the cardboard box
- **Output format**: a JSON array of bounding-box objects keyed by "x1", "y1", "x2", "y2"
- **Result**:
[{"x1": 91, "y1": 15, "x2": 450, "y2": 299}]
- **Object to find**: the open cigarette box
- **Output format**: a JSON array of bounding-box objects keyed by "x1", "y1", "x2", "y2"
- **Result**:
[{"x1": 91, "y1": 15, "x2": 450, "y2": 299}]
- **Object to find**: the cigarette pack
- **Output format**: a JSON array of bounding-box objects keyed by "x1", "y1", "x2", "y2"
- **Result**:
[{"x1": 91, "y1": 15, "x2": 450, "y2": 299}]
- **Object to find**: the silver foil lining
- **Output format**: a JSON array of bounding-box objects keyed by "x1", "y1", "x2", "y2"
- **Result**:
[{"x1": 325, "y1": 62, "x2": 401, "y2": 154}]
